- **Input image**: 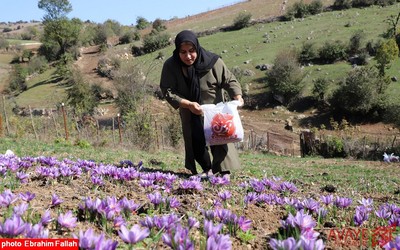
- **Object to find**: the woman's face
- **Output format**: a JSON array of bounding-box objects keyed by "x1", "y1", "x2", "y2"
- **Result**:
[{"x1": 179, "y1": 42, "x2": 197, "y2": 66}]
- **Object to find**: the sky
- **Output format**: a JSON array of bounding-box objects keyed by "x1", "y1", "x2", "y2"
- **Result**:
[{"x1": 1, "y1": 0, "x2": 241, "y2": 25}]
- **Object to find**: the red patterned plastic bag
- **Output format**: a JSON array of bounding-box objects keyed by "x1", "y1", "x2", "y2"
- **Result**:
[{"x1": 202, "y1": 101, "x2": 244, "y2": 146}]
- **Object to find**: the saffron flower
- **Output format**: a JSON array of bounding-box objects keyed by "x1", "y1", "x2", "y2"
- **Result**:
[
  {"x1": 270, "y1": 237, "x2": 300, "y2": 250},
  {"x1": 334, "y1": 196, "x2": 352, "y2": 209},
  {"x1": 320, "y1": 195, "x2": 333, "y2": 206},
  {"x1": 354, "y1": 206, "x2": 369, "y2": 226},
  {"x1": 218, "y1": 190, "x2": 232, "y2": 201},
  {"x1": 51, "y1": 194, "x2": 63, "y2": 207},
  {"x1": 19, "y1": 192, "x2": 35, "y2": 202},
  {"x1": 16, "y1": 171, "x2": 29, "y2": 183},
  {"x1": 118, "y1": 224, "x2": 150, "y2": 244},
  {"x1": 207, "y1": 234, "x2": 232, "y2": 250},
  {"x1": 162, "y1": 224, "x2": 194, "y2": 250},
  {"x1": 188, "y1": 217, "x2": 200, "y2": 229},
  {"x1": 40, "y1": 210, "x2": 52, "y2": 226},
  {"x1": 204, "y1": 219, "x2": 223, "y2": 238},
  {"x1": 302, "y1": 198, "x2": 320, "y2": 213},
  {"x1": 0, "y1": 215, "x2": 26, "y2": 237},
  {"x1": 24, "y1": 223, "x2": 49, "y2": 238},
  {"x1": 57, "y1": 210, "x2": 77, "y2": 229},
  {"x1": 13, "y1": 203, "x2": 29, "y2": 216}
]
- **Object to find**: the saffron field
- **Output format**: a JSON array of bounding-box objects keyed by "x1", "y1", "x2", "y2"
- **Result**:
[{"x1": 0, "y1": 138, "x2": 399, "y2": 249}]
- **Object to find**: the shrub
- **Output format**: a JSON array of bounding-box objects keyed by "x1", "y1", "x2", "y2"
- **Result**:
[
  {"x1": 232, "y1": 12, "x2": 252, "y2": 30},
  {"x1": 0, "y1": 37, "x2": 9, "y2": 50},
  {"x1": 333, "y1": 0, "x2": 352, "y2": 9},
  {"x1": 348, "y1": 30, "x2": 365, "y2": 56},
  {"x1": 266, "y1": 50, "x2": 305, "y2": 105},
  {"x1": 26, "y1": 56, "x2": 48, "y2": 74},
  {"x1": 8, "y1": 64, "x2": 28, "y2": 93},
  {"x1": 308, "y1": 0, "x2": 324, "y2": 15},
  {"x1": 298, "y1": 41, "x2": 319, "y2": 64},
  {"x1": 330, "y1": 66, "x2": 383, "y2": 114},
  {"x1": 318, "y1": 40, "x2": 348, "y2": 63},
  {"x1": 312, "y1": 77, "x2": 329, "y2": 101},
  {"x1": 142, "y1": 32, "x2": 171, "y2": 53},
  {"x1": 119, "y1": 31, "x2": 140, "y2": 44}
]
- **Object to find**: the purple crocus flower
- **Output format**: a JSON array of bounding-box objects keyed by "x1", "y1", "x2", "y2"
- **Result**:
[
  {"x1": 75, "y1": 228, "x2": 97, "y2": 249},
  {"x1": 375, "y1": 205, "x2": 391, "y2": 219},
  {"x1": 113, "y1": 216, "x2": 126, "y2": 229},
  {"x1": 188, "y1": 217, "x2": 199, "y2": 229},
  {"x1": 244, "y1": 192, "x2": 258, "y2": 205},
  {"x1": 218, "y1": 190, "x2": 232, "y2": 201},
  {"x1": 302, "y1": 198, "x2": 320, "y2": 213},
  {"x1": 57, "y1": 210, "x2": 77, "y2": 229},
  {"x1": 285, "y1": 210, "x2": 316, "y2": 232},
  {"x1": 75, "y1": 228, "x2": 118, "y2": 250},
  {"x1": 0, "y1": 215, "x2": 27, "y2": 237},
  {"x1": 206, "y1": 234, "x2": 232, "y2": 250},
  {"x1": 19, "y1": 192, "x2": 35, "y2": 202},
  {"x1": 334, "y1": 196, "x2": 352, "y2": 209},
  {"x1": 91, "y1": 175, "x2": 104, "y2": 186},
  {"x1": 383, "y1": 235, "x2": 400, "y2": 250},
  {"x1": 166, "y1": 196, "x2": 180, "y2": 209},
  {"x1": 24, "y1": 223, "x2": 49, "y2": 238},
  {"x1": 13, "y1": 203, "x2": 29, "y2": 216},
  {"x1": 16, "y1": 171, "x2": 29, "y2": 183},
  {"x1": 204, "y1": 220, "x2": 223, "y2": 238},
  {"x1": 118, "y1": 224, "x2": 150, "y2": 244},
  {"x1": 40, "y1": 210, "x2": 52, "y2": 226},
  {"x1": 249, "y1": 178, "x2": 265, "y2": 193},
  {"x1": 51, "y1": 194, "x2": 63, "y2": 207},
  {"x1": 278, "y1": 181, "x2": 298, "y2": 193},
  {"x1": 320, "y1": 195, "x2": 333, "y2": 206},
  {"x1": 354, "y1": 206, "x2": 369, "y2": 226},
  {"x1": 270, "y1": 237, "x2": 301, "y2": 250},
  {"x1": 148, "y1": 192, "x2": 163, "y2": 206},
  {"x1": 358, "y1": 198, "x2": 373, "y2": 207},
  {"x1": 299, "y1": 236, "x2": 325, "y2": 250},
  {"x1": 237, "y1": 216, "x2": 252, "y2": 231},
  {"x1": 209, "y1": 175, "x2": 230, "y2": 186},
  {"x1": 0, "y1": 189, "x2": 18, "y2": 207},
  {"x1": 140, "y1": 216, "x2": 154, "y2": 229},
  {"x1": 162, "y1": 224, "x2": 194, "y2": 250}
]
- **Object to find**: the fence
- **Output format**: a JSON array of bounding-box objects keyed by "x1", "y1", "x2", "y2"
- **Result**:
[{"x1": 1, "y1": 99, "x2": 398, "y2": 160}]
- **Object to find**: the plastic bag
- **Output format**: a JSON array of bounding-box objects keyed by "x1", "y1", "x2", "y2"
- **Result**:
[{"x1": 202, "y1": 100, "x2": 244, "y2": 146}]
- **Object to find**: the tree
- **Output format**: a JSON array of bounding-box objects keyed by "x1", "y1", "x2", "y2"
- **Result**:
[
  {"x1": 136, "y1": 17, "x2": 150, "y2": 30},
  {"x1": 266, "y1": 50, "x2": 305, "y2": 105},
  {"x1": 232, "y1": 12, "x2": 252, "y2": 30},
  {"x1": 40, "y1": 18, "x2": 82, "y2": 58},
  {"x1": 66, "y1": 69, "x2": 97, "y2": 115},
  {"x1": 375, "y1": 38, "x2": 399, "y2": 78},
  {"x1": 38, "y1": 0, "x2": 81, "y2": 60},
  {"x1": 38, "y1": 0, "x2": 72, "y2": 21},
  {"x1": 330, "y1": 66, "x2": 384, "y2": 114}
]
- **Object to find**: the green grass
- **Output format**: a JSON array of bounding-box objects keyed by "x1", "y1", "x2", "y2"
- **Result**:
[
  {"x1": 14, "y1": 68, "x2": 67, "y2": 108},
  {"x1": 137, "y1": 4, "x2": 400, "y2": 96},
  {"x1": 1, "y1": 137, "x2": 398, "y2": 200}
]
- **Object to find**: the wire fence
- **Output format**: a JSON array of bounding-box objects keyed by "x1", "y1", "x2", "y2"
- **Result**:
[{"x1": 1, "y1": 98, "x2": 398, "y2": 160}]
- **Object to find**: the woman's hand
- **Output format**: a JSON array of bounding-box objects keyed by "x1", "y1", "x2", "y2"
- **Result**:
[
  {"x1": 188, "y1": 102, "x2": 203, "y2": 115},
  {"x1": 233, "y1": 95, "x2": 244, "y2": 107},
  {"x1": 180, "y1": 99, "x2": 203, "y2": 115}
]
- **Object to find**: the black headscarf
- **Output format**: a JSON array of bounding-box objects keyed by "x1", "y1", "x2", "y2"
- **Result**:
[{"x1": 173, "y1": 30, "x2": 219, "y2": 102}]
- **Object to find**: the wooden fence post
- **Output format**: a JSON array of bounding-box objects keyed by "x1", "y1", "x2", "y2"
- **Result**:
[
  {"x1": 2, "y1": 96, "x2": 10, "y2": 136},
  {"x1": 61, "y1": 103, "x2": 69, "y2": 141},
  {"x1": 28, "y1": 105, "x2": 38, "y2": 140},
  {"x1": 117, "y1": 113, "x2": 122, "y2": 144}
]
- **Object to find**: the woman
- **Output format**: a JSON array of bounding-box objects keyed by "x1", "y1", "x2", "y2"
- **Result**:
[{"x1": 160, "y1": 30, "x2": 244, "y2": 177}]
